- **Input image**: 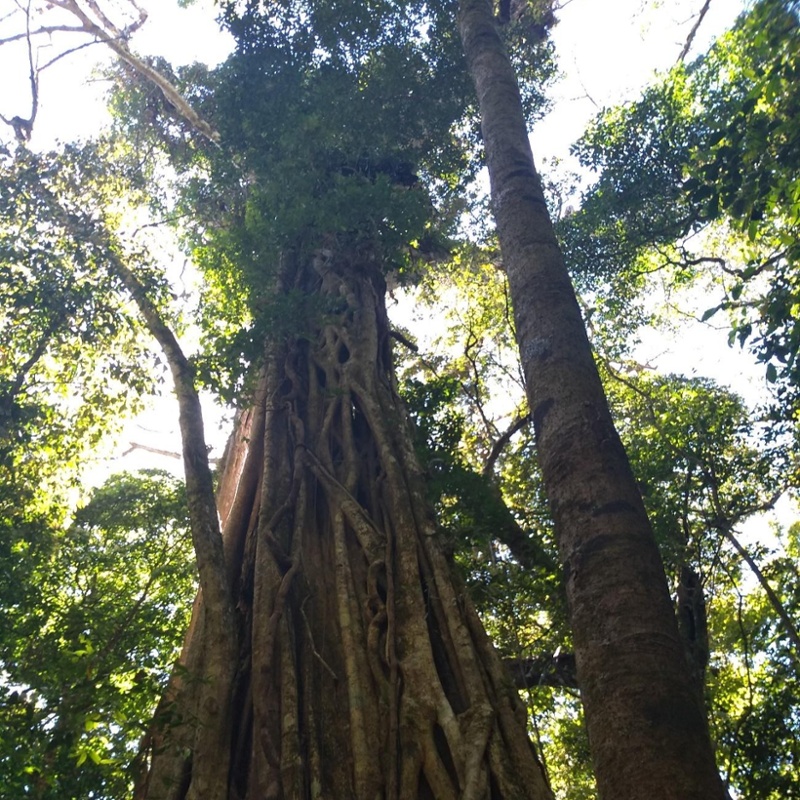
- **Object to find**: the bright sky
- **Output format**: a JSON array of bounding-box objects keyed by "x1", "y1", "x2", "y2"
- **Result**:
[
  {"x1": 534, "y1": 0, "x2": 748, "y2": 156},
  {"x1": 1, "y1": 1, "x2": 747, "y2": 151},
  {"x1": 0, "y1": 0, "x2": 232, "y2": 147}
]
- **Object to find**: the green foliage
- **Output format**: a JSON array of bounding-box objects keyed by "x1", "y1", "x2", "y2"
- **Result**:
[
  {"x1": 101, "y1": 0, "x2": 554, "y2": 400},
  {"x1": 0, "y1": 144, "x2": 160, "y2": 537},
  {"x1": 400, "y1": 365, "x2": 560, "y2": 632},
  {"x1": 402, "y1": 269, "x2": 800, "y2": 798},
  {"x1": 603, "y1": 368, "x2": 800, "y2": 799},
  {"x1": 0, "y1": 140, "x2": 195, "y2": 798},
  {"x1": 6, "y1": 0, "x2": 798, "y2": 796},
  {"x1": 529, "y1": 691, "x2": 595, "y2": 800},
  {"x1": 686, "y1": 1, "x2": 800, "y2": 230},
  {"x1": 0, "y1": 470, "x2": 196, "y2": 800},
  {"x1": 562, "y1": 0, "x2": 800, "y2": 422},
  {"x1": 685, "y1": 0, "x2": 800, "y2": 414},
  {"x1": 209, "y1": 0, "x2": 479, "y2": 262},
  {"x1": 568, "y1": 70, "x2": 698, "y2": 273},
  {"x1": 706, "y1": 528, "x2": 800, "y2": 799},
  {"x1": 605, "y1": 371, "x2": 786, "y2": 567}
]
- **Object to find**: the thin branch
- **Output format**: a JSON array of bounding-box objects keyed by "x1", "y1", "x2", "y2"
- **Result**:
[
  {"x1": 706, "y1": 478, "x2": 800, "y2": 658},
  {"x1": 7, "y1": 315, "x2": 65, "y2": 397},
  {"x1": 0, "y1": 25, "x2": 85, "y2": 45},
  {"x1": 462, "y1": 327, "x2": 497, "y2": 439},
  {"x1": 2, "y1": 0, "x2": 219, "y2": 144},
  {"x1": 655, "y1": 240, "x2": 786, "y2": 281},
  {"x1": 120, "y1": 442, "x2": 180, "y2": 459},
  {"x1": 389, "y1": 328, "x2": 418, "y2": 353},
  {"x1": 49, "y1": 0, "x2": 220, "y2": 143},
  {"x1": 482, "y1": 412, "x2": 530, "y2": 478},
  {"x1": 121, "y1": 0, "x2": 149, "y2": 38},
  {"x1": 120, "y1": 441, "x2": 221, "y2": 465},
  {"x1": 505, "y1": 652, "x2": 579, "y2": 690},
  {"x1": 22, "y1": 0, "x2": 36, "y2": 127},
  {"x1": 38, "y1": 38, "x2": 101, "y2": 73},
  {"x1": 0, "y1": 0, "x2": 37, "y2": 140},
  {"x1": 111, "y1": 256, "x2": 234, "y2": 619},
  {"x1": 678, "y1": 0, "x2": 713, "y2": 63},
  {"x1": 721, "y1": 525, "x2": 800, "y2": 656}
]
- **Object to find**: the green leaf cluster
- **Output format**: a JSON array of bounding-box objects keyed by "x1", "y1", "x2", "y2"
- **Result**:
[
  {"x1": 0, "y1": 470, "x2": 196, "y2": 800},
  {"x1": 100, "y1": 0, "x2": 554, "y2": 400},
  {"x1": 560, "y1": 0, "x2": 800, "y2": 423},
  {"x1": 0, "y1": 144, "x2": 162, "y2": 537}
]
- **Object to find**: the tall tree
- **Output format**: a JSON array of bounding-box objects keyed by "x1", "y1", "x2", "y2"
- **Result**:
[
  {"x1": 457, "y1": 1, "x2": 727, "y2": 798},
  {"x1": 46, "y1": 1, "x2": 560, "y2": 798}
]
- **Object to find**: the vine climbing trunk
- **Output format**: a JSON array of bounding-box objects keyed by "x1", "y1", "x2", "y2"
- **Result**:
[
  {"x1": 457, "y1": 2, "x2": 727, "y2": 799},
  {"x1": 136, "y1": 249, "x2": 554, "y2": 799}
]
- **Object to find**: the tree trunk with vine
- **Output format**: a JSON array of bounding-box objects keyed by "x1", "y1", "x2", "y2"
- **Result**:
[{"x1": 135, "y1": 249, "x2": 553, "y2": 800}]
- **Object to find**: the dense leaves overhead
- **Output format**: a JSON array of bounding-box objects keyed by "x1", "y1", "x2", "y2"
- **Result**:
[
  {"x1": 0, "y1": 136, "x2": 192, "y2": 798},
  {"x1": 0, "y1": 143, "x2": 160, "y2": 540},
  {"x1": 119, "y1": 0, "x2": 555, "y2": 401},
  {"x1": 561, "y1": 0, "x2": 800, "y2": 423}
]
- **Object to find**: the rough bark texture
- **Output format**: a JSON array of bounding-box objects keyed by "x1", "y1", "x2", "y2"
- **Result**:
[
  {"x1": 676, "y1": 565, "x2": 709, "y2": 704},
  {"x1": 136, "y1": 250, "x2": 553, "y2": 800},
  {"x1": 457, "y1": 3, "x2": 727, "y2": 799}
]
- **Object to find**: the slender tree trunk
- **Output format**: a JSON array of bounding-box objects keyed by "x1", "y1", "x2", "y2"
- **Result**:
[
  {"x1": 457, "y1": 3, "x2": 727, "y2": 799},
  {"x1": 113, "y1": 255, "x2": 237, "y2": 800},
  {"x1": 137, "y1": 249, "x2": 553, "y2": 799}
]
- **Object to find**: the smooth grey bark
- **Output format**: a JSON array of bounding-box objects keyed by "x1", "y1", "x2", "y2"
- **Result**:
[{"x1": 457, "y1": 2, "x2": 727, "y2": 799}]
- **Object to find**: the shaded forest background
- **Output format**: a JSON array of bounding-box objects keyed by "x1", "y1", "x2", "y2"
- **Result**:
[{"x1": 0, "y1": 0, "x2": 798, "y2": 798}]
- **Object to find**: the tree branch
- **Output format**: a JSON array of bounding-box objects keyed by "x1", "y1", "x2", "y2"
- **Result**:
[
  {"x1": 52, "y1": 0, "x2": 220, "y2": 142},
  {"x1": 109, "y1": 255, "x2": 234, "y2": 628},
  {"x1": 721, "y1": 525, "x2": 800, "y2": 657},
  {"x1": 121, "y1": 441, "x2": 221, "y2": 465},
  {"x1": 678, "y1": 0, "x2": 713, "y2": 63},
  {"x1": 37, "y1": 178, "x2": 235, "y2": 796},
  {"x1": 706, "y1": 478, "x2": 800, "y2": 659},
  {"x1": 3, "y1": 0, "x2": 221, "y2": 144},
  {"x1": 0, "y1": 24, "x2": 85, "y2": 45},
  {"x1": 390, "y1": 328, "x2": 419, "y2": 353},
  {"x1": 0, "y1": 0, "x2": 37, "y2": 141},
  {"x1": 7, "y1": 314, "x2": 65, "y2": 397},
  {"x1": 505, "y1": 652, "x2": 579, "y2": 690},
  {"x1": 482, "y1": 411, "x2": 530, "y2": 478},
  {"x1": 107, "y1": 250, "x2": 235, "y2": 800}
]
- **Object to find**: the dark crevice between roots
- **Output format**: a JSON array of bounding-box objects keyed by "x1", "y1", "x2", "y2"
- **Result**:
[
  {"x1": 421, "y1": 569, "x2": 468, "y2": 716},
  {"x1": 433, "y1": 722, "x2": 460, "y2": 789}
]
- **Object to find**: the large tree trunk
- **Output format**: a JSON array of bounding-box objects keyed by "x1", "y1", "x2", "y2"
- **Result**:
[
  {"x1": 457, "y1": 3, "x2": 727, "y2": 799},
  {"x1": 136, "y1": 250, "x2": 553, "y2": 799}
]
